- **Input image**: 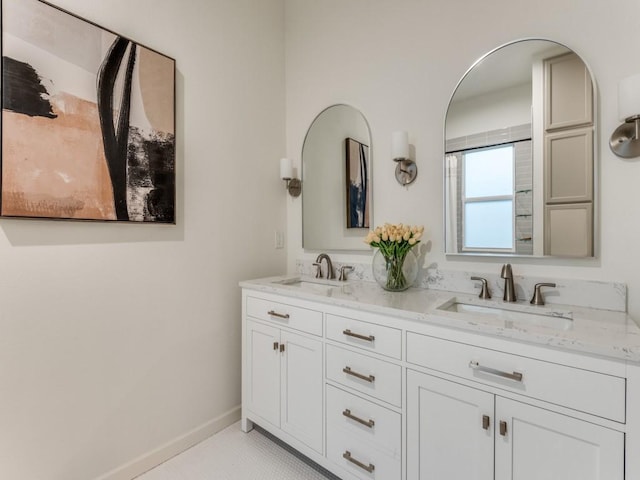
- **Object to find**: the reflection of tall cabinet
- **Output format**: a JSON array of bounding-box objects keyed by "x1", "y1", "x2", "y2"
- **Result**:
[{"x1": 543, "y1": 52, "x2": 594, "y2": 256}]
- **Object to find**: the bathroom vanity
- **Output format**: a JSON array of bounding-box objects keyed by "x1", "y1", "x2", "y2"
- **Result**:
[{"x1": 240, "y1": 277, "x2": 640, "y2": 480}]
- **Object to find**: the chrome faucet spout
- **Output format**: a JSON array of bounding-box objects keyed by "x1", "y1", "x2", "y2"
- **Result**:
[
  {"x1": 315, "y1": 253, "x2": 335, "y2": 280},
  {"x1": 500, "y1": 263, "x2": 516, "y2": 302}
]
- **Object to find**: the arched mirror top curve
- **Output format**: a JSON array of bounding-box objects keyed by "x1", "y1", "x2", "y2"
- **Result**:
[{"x1": 444, "y1": 39, "x2": 597, "y2": 258}]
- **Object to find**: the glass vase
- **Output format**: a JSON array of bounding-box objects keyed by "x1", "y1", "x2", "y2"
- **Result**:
[{"x1": 372, "y1": 249, "x2": 418, "y2": 291}]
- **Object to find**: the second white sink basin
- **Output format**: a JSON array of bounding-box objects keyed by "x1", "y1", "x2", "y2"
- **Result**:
[{"x1": 438, "y1": 299, "x2": 574, "y2": 330}]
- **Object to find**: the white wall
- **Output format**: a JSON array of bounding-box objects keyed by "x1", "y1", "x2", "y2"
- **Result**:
[
  {"x1": 285, "y1": 0, "x2": 640, "y2": 321},
  {"x1": 446, "y1": 83, "x2": 532, "y2": 139},
  {"x1": 0, "y1": 1, "x2": 286, "y2": 479}
]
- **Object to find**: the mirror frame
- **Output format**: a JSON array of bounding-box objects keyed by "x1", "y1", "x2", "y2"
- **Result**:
[{"x1": 443, "y1": 38, "x2": 599, "y2": 259}]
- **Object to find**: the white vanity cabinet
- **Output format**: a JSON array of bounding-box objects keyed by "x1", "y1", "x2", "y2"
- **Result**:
[
  {"x1": 241, "y1": 285, "x2": 636, "y2": 480},
  {"x1": 407, "y1": 370, "x2": 623, "y2": 480},
  {"x1": 243, "y1": 296, "x2": 324, "y2": 454},
  {"x1": 406, "y1": 332, "x2": 625, "y2": 480}
]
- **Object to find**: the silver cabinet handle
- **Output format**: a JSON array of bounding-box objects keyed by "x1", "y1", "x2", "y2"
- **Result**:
[
  {"x1": 343, "y1": 329, "x2": 375, "y2": 342},
  {"x1": 343, "y1": 409, "x2": 375, "y2": 428},
  {"x1": 343, "y1": 451, "x2": 375, "y2": 473},
  {"x1": 267, "y1": 310, "x2": 290, "y2": 319},
  {"x1": 343, "y1": 366, "x2": 375, "y2": 383},
  {"x1": 482, "y1": 415, "x2": 490, "y2": 430},
  {"x1": 469, "y1": 361, "x2": 523, "y2": 382}
]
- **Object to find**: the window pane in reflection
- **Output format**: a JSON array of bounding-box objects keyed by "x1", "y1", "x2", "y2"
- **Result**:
[
  {"x1": 464, "y1": 200, "x2": 513, "y2": 249},
  {"x1": 464, "y1": 146, "x2": 514, "y2": 198}
]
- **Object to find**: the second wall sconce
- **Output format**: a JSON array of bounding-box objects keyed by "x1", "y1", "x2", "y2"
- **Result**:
[
  {"x1": 610, "y1": 73, "x2": 640, "y2": 158},
  {"x1": 392, "y1": 131, "x2": 417, "y2": 185},
  {"x1": 280, "y1": 157, "x2": 301, "y2": 197}
]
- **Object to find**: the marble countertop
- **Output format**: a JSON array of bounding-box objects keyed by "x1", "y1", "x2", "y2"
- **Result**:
[{"x1": 240, "y1": 276, "x2": 640, "y2": 363}]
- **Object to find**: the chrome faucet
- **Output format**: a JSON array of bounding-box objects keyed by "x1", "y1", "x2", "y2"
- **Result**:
[
  {"x1": 315, "y1": 253, "x2": 335, "y2": 280},
  {"x1": 500, "y1": 264, "x2": 516, "y2": 302}
]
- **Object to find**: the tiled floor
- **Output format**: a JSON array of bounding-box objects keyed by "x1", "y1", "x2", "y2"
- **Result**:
[{"x1": 135, "y1": 422, "x2": 339, "y2": 480}]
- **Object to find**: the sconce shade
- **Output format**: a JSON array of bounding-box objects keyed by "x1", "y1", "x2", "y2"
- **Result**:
[
  {"x1": 619, "y1": 74, "x2": 640, "y2": 121},
  {"x1": 280, "y1": 157, "x2": 293, "y2": 179},
  {"x1": 391, "y1": 131, "x2": 410, "y2": 159}
]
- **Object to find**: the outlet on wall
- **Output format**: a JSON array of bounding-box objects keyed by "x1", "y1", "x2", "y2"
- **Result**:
[{"x1": 275, "y1": 231, "x2": 285, "y2": 249}]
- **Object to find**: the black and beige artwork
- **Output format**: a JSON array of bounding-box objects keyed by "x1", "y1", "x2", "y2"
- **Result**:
[
  {"x1": 345, "y1": 137, "x2": 370, "y2": 229},
  {"x1": 1, "y1": 0, "x2": 176, "y2": 222}
]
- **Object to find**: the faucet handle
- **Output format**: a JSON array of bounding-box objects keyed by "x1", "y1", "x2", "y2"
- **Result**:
[
  {"x1": 530, "y1": 282, "x2": 556, "y2": 306},
  {"x1": 339, "y1": 265, "x2": 354, "y2": 281},
  {"x1": 471, "y1": 276, "x2": 491, "y2": 299},
  {"x1": 312, "y1": 262, "x2": 322, "y2": 278}
]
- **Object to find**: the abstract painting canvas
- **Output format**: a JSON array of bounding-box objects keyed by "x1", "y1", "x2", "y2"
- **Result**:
[
  {"x1": 1, "y1": 0, "x2": 175, "y2": 222},
  {"x1": 345, "y1": 137, "x2": 370, "y2": 229}
]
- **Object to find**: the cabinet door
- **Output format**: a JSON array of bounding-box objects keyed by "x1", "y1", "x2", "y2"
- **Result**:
[
  {"x1": 544, "y1": 52, "x2": 593, "y2": 130},
  {"x1": 495, "y1": 397, "x2": 624, "y2": 480},
  {"x1": 280, "y1": 331, "x2": 323, "y2": 453},
  {"x1": 544, "y1": 203, "x2": 593, "y2": 257},
  {"x1": 407, "y1": 370, "x2": 494, "y2": 480},
  {"x1": 245, "y1": 320, "x2": 281, "y2": 427}
]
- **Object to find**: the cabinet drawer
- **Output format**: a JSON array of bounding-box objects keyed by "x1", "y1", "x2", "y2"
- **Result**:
[
  {"x1": 326, "y1": 345, "x2": 401, "y2": 407},
  {"x1": 246, "y1": 296, "x2": 322, "y2": 336},
  {"x1": 326, "y1": 385, "x2": 401, "y2": 457},
  {"x1": 406, "y1": 332, "x2": 626, "y2": 422},
  {"x1": 326, "y1": 314, "x2": 402, "y2": 359},
  {"x1": 327, "y1": 422, "x2": 401, "y2": 480}
]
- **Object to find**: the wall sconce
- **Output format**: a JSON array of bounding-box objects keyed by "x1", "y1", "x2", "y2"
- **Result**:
[
  {"x1": 610, "y1": 73, "x2": 640, "y2": 158},
  {"x1": 392, "y1": 131, "x2": 417, "y2": 185},
  {"x1": 280, "y1": 157, "x2": 301, "y2": 197}
]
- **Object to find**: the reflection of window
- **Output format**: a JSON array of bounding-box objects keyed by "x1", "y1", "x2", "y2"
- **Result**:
[{"x1": 462, "y1": 145, "x2": 514, "y2": 252}]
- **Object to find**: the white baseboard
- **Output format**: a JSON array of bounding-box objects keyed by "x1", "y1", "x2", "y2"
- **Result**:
[{"x1": 94, "y1": 405, "x2": 241, "y2": 480}]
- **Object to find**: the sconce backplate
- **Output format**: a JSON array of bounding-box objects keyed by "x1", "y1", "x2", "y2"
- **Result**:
[
  {"x1": 395, "y1": 161, "x2": 417, "y2": 186},
  {"x1": 610, "y1": 119, "x2": 640, "y2": 159}
]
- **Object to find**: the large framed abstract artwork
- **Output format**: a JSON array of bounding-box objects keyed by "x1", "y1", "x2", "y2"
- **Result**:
[
  {"x1": 1, "y1": 0, "x2": 176, "y2": 222},
  {"x1": 345, "y1": 137, "x2": 370, "y2": 229}
]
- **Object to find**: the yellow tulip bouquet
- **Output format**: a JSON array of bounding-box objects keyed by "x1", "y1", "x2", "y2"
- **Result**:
[{"x1": 364, "y1": 223, "x2": 424, "y2": 291}]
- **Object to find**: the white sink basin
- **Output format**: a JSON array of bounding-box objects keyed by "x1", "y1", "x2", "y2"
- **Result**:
[
  {"x1": 274, "y1": 277, "x2": 344, "y2": 294},
  {"x1": 437, "y1": 299, "x2": 574, "y2": 330}
]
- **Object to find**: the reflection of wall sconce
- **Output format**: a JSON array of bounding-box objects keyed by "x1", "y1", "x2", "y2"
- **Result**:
[
  {"x1": 610, "y1": 73, "x2": 640, "y2": 158},
  {"x1": 280, "y1": 157, "x2": 301, "y2": 197},
  {"x1": 392, "y1": 131, "x2": 417, "y2": 185}
]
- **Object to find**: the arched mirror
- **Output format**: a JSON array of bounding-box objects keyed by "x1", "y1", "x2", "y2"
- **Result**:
[
  {"x1": 444, "y1": 39, "x2": 596, "y2": 258},
  {"x1": 302, "y1": 104, "x2": 372, "y2": 251}
]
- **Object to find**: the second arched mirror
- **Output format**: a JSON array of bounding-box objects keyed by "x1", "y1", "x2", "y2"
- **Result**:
[{"x1": 444, "y1": 39, "x2": 596, "y2": 258}]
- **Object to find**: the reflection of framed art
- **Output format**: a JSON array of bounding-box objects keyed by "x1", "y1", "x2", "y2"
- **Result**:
[
  {"x1": 1, "y1": 0, "x2": 176, "y2": 222},
  {"x1": 345, "y1": 137, "x2": 370, "y2": 229}
]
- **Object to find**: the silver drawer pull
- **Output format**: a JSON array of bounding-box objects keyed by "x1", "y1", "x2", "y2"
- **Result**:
[
  {"x1": 343, "y1": 329, "x2": 375, "y2": 342},
  {"x1": 469, "y1": 360, "x2": 523, "y2": 382},
  {"x1": 267, "y1": 310, "x2": 290, "y2": 320},
  {"x1": 343, "y1": 366, "x2": 375, "y2": 383},
  {"x1": 343, "y1": 409, "x2": 375, "y2": 428},
  {"x1": 343, "y1": 451, "x2": 375, "y2": 473}
]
